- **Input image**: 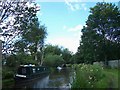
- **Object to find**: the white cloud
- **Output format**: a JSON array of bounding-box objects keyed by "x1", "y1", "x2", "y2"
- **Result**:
[
  {"x1": 47, "y1": 24, "x2": 84, "y2": 53},
  {"x1": 65, "y1": 0, "x2": 75, "y2": 11},
  {"x1": 46, "y1": 37, "x2": 79, "y2": 53},
  {"x1": 36, "y1": 4, "x2": 42, "y2": 16},
  {"x1": 74, "y1": 4, "x2": 80, "y2": 10},
  {"x1": 73, "y1": 31, "x2": 82, "y2": 38},
  {"x1": 65, "y1": 0, "x2": 87, "y2": 11},
  {"x1": 37, "y1": 12, "x2": 43, "y2": 16},
  {"x1": 81, "y1": 3, "x2": 87, "y2": 11},
  {"x1": 68, "y1": 24, "x2": 83, "y2": 32},
  {"x1": 0, "y1": 36, "x2": 4, "y2": 41},
  {"x1": 35, "y1": 0, "x2": 119, "y2": 2}
]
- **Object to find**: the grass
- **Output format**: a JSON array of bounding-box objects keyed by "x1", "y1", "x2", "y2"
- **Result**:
[
  {"x1": 95, "y1": 68, "x2": 119, "y2": 88},
  {"x1": 2, "y1": 78, "x2": 14, "y2": 88},
  {"x1": 71, "y1": 64, "x2": 119, "y2": 89},
  {"x1": 2, "y1": 66, "x2": 15, "y2": 88}
]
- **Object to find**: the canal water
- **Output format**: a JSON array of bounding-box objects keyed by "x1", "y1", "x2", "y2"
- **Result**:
[{"x1": 14, "y1": 67, "x2": 74, "y2": 89}]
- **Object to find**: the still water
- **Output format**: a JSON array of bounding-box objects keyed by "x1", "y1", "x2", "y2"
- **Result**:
[{"x1": 14, "y1": 67, "x2": 74, "y2": 89}]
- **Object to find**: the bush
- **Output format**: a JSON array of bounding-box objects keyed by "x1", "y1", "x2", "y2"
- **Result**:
[
  {"x1": 43, "y1": 54, "x2": 64, "y2": 67},
  {"x1": 2, "y1": 70, "x2": 14, "y2": 79},
  {"x1": 71, "y1": 64, "x2": 104, "y2": 88},
  {"x1": 6, "y1": 54, "x2": 38, "y2": 67}
]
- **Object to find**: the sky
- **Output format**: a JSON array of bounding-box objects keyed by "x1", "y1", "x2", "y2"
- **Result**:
[{"x1": 36, "y1": 0, "x2": 119, "y2": 53}]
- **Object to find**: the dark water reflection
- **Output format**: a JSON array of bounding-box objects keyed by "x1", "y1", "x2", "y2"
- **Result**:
[{"x1": 14, "y1": 67, "x2": 74, "y2": 89}]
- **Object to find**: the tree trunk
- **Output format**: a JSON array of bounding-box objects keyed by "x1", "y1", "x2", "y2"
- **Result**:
[
  {"x1": 0, "y1": 40, "x2": 2, "y2": 90},
  {"x1": 40, "y1": 53, "x2": 43, "y2": 66},
  {"x1": 35, "y1": 52, "x2": 37, "y2": 61},
  {"x1": 104, "y1": 55, "x2": 108, "y2": 67},
  {"x1": 34, "y1": 43, "x2": 38, "y2": 61}
]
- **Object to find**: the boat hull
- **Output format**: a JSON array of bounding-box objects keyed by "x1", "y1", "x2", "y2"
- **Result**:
[{"x1": 14, "y1": 65, "x2": 50, "y2": 84}]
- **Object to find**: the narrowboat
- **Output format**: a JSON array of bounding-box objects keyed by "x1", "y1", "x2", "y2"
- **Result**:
[{"x1": 14, "y1": 64, "x2": 50, "y2": 83}]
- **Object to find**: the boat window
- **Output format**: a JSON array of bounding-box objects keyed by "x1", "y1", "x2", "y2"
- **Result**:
[
  {"x1": 32, "y1": 68, "x2": 36, "y2": 73},
  {"x1": 38, "y1": 68, "x2": 40, "y2": 70},
  {"x1": 22, "y1": 68, "x2": 26, "y2": 74},
  {"x1": 17, "y1": 67, "x2": 30, "y2": 75}
]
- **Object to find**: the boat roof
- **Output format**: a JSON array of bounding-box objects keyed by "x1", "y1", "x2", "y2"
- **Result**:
[
  {"x1": 19, "y1": 64, "x2": 46, "y2": 68},
  {"x1": 20, "y1": 64, "x2": 35, "y2": 67}
]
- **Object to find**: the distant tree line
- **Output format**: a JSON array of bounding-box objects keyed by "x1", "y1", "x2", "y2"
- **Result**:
[{"x1": 43, "y1": 44, "x2": 72, "y2": 67}]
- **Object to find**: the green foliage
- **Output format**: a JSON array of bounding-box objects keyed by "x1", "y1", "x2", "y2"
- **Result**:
[
  {"x1": 88, "y1": 2, "x2": 120, "y2": 42},
  {"x1": 69, "y1": 54, "x2": 78, "y2": 64},
  {"x1": 6, "y1": 55, "x2": 18, "y2": 67},
  {"x1": 72, "y1": 64, "x2": 104, "y2": 88},
  {"x1": 6, "y1": 53, "x2": 38, "y2": 68},
  {"x1": 44, "y1": 54, "x2": 64, "y2": 67},
  {"x1": 44, "y1": 45, "x2": 62, "y2": 55},
  {"x1": 44, "y1": 44, "x2": 72, "y2": 64},
  {"x1": 95, "y1": 69, "x2": 119, "y2": 88},
  {"x1": 2, "y1": 71, "x2": 14, "y2": 79},
  {"x1": 95, "y1": 77, "x2": 110, "y2": 88},
  {"x1": 77, "y1": 2, "x2": 120, "y2": 64},
  {"x1": 71, "y1": 64, "x2": 119, "y2": 88},
  {"x1": 13, "y1": 17, "x2": 47, "y2": 66},
  {"x1": 2, "y1": 78, "x2": 14, "y2": 88},
  {"x1": 61, "y1": 48, "x2": 72, "y2": 64},
  {"x1": 2, "y1": 67, "x2": 14, "y2": 79},
  {"x1": 1, "y1": 0, "x2": 39, "y2": 54},
  {"x1": 1, "y1": 0, "x2": 47, "y2": 66}
]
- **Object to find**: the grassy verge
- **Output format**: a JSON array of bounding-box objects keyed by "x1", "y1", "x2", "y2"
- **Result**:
[
  {"x1": 2, "y1": 78, "x2": 14, "y2": 88},
  {"x1": 71, "y1": 64, "x2": 119, "y2": 89},
  {"x1": 2, "y1": 66, "x2": 15, "y2": 88},
  {"x1": 95, "y1": 69, "x2": 119, "y2": 88}
]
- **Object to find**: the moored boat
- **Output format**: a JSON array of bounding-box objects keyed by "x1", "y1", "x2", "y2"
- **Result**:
[{"x1": 14, "y1": 64, "x2": 50, "y2": 83}]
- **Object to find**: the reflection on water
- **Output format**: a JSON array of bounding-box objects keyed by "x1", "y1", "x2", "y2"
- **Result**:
[
  {"x1": 14, "y1": 67, "x2": 74, "y2": 89},
  {"x1": 33, "y1": 75, "x2": 49, "y2": 88}
]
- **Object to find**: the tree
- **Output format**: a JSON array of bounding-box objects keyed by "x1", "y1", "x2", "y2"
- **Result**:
[
  {"x1": 0, "y1": 0, "x2": 40, "y2": 54},
  {"x1": 44, "y1": 44, "x2": 73, "y2": 65},
  {"x1": 14, "y1": 17, "x2": 47, "y2": 65},
  {"x1": 87, "y1": 2, "x2": 120, "y2": 42},
  {"x1": 77, "y1": 2, "x2": 120, "y2": 64},
  {"x1": 44, "y1": 44, "x2": 62, "y2": 56},
  {"x1": 43, "y1": 54, "x2": 64, "y2": 67},
  {"x1": 61, "y1": 48, "x2": 72, "y2": 64},
  {"x1": 0, "y1": 0, "x2": 41, "y2": 66}
]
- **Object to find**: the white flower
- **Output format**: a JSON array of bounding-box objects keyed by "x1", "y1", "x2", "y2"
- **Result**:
[
  {"x1": 96, "y1": 69, "x2": 99, "y2": 71},
  {"x1": 88, "y1": 82, "x2": 91, "y2": 84},
  {"x1": 90, "y1": 69, "x2": 93, "y2": 72},
  {"x1": 81, "y1": 66, "x2": 83, "y2": 69},
  {"x1": 89, "y1": 76, "x2": 92, "y2": 80}
]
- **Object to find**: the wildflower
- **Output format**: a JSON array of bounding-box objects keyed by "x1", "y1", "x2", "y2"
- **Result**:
[
  {"x1": 91, "y1": 85, "x2": 93, "y2": 87},
  {"x1": 96, "y1": 69, "x2": 99, "y2": 71},
  {"x1": 81, "y1": 66, "x2": 84, "y2": 70},
  {"x1": 90, "y1": 69, "x2": 93, "y2": 72},
  {"x1": 88, "y1": 81, "x2": 91, "y2": 84},
  {"x1": 89, "y1": 76, "x2": 92, "y2": 80}
]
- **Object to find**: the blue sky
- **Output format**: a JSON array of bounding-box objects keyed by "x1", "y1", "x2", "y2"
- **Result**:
[{"x1": 36, "y1": 1, "x2": 118, "y2": 53}]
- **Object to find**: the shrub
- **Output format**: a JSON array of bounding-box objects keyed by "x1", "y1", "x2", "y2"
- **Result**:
[
  {"x1": 71, "y1": 64, "x2": 104, "y2": 88},
  {"x1": 43, "y1": 54, "x2": 64, "y2": 67},
  {"x1": 2, "y1": 70, "x2": 14, "y2": 79}
]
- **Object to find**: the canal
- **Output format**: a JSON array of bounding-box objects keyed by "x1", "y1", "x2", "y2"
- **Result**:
[{"x1": 13, "y1": 67, "x2": 74, "y2": 89}]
